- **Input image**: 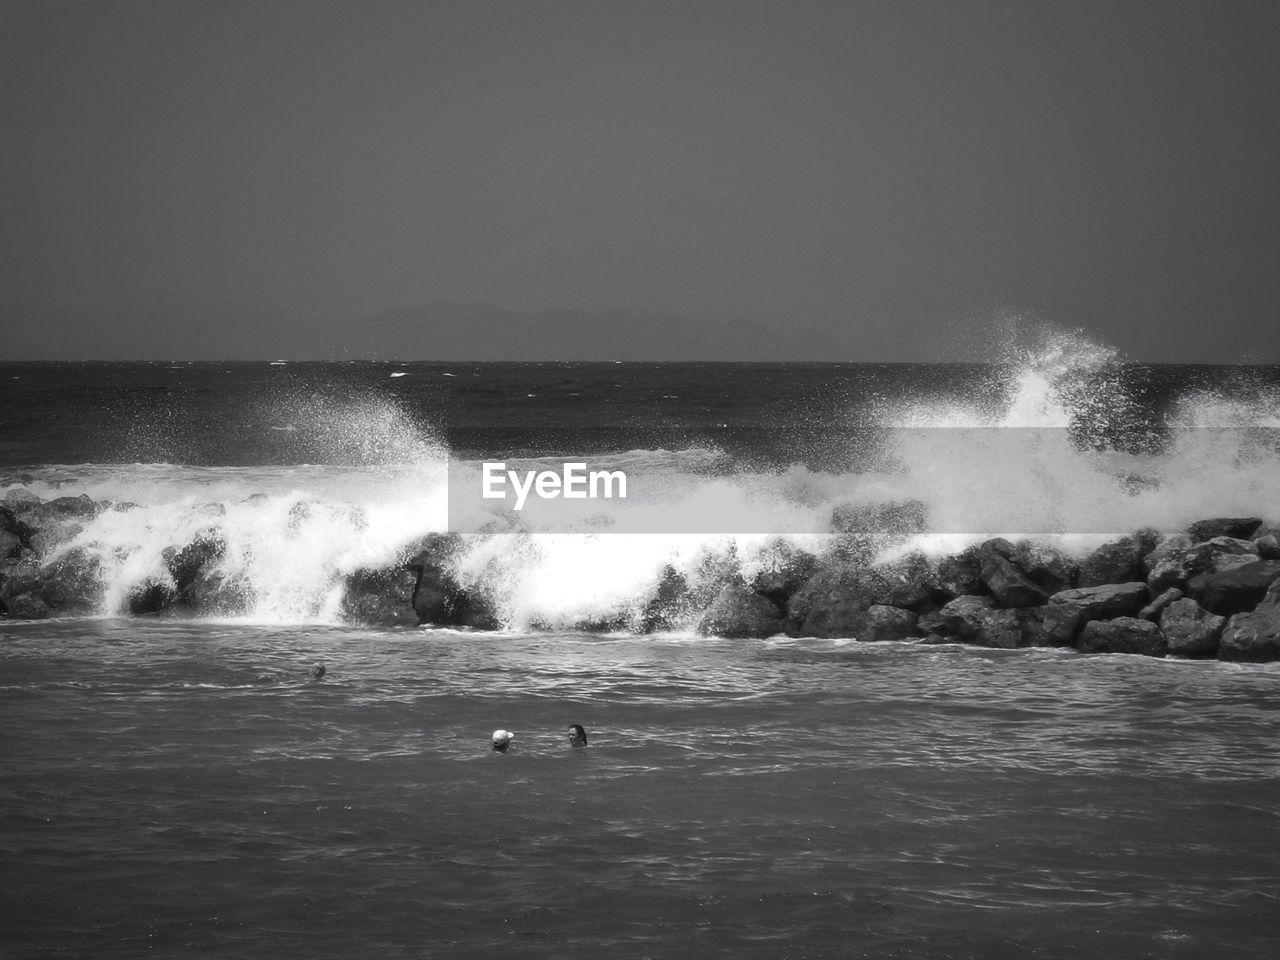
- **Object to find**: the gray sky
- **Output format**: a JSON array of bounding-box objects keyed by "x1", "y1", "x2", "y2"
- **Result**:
[{"x1": 2, "y1": 0, "x2": 1277, "y2": 360}]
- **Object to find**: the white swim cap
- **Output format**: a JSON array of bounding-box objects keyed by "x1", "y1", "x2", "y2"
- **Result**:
[{"x1": 492, "y1": 729, "x2": 513, "y2": 745}]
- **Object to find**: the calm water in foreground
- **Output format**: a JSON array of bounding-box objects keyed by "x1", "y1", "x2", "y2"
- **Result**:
[{"x1": 3, "y1": 621, "x2": 1278, "y2": 959}]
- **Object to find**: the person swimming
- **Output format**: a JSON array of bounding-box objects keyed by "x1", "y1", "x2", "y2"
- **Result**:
[
  {"x1": 492, "y1": 729, "x2": 514, "y2": 752},
  {"x1": 310, "y1": 663, "x2": 326, "y2": 680},
  {"x1": 568, "y1": 724, "x2": 588, "y2": 748}
]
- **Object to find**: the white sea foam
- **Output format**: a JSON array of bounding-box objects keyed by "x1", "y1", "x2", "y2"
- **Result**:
[{"x1": 7, "y1": 331, "x2": 1279, "y2": 626}]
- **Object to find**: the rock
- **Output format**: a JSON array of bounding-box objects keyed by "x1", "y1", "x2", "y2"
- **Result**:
[
  {"x1": 1077, "y1": 534, "x2": 1148, "y2": 587},
  {"x1": 1, "y1": 592, "x2": 51, "y2": 619},
  {"x1": 340, "y1": 567, "x2": 419, "y2": 626},
  {"x1": 972, "y1": 608, "x2": 1029, "y2": 649},
  {"x1": 857, "y1": 604, "x2": 918, "y2": 642},
  {"x1": 1146, "y1": 537, "x2": 1258, "y2": 593},
  {"x1": 936, "y1": 546, "x2": 987, "y2": 598},
  {"x1": 1009, "y1": 540, "x2": 1078, "y2": 594},
  {"x1": 749, "y1": 547, "x2": 819, "y2": 607},
  {"x1": 936, "y1": 595, "x2": 998, "y2": 641},
  {"x1": 640, "y1": 565, "x2": 693, "y2": 632},
  {"x1": 1077, "y1": 617, "x2": 1166, "y2": 657},
  {"x1": 696, "y1": 583, "x2": 782, "y2": 638},
  {"x1": 165, "y1": 531, "x2": 227, "y2": 594},
  {"x1": 1040, "y1": 582, "x2": 1150, "y2": 644},
  {"x1": 1159, "y1": 598, "x2": 1225, "y2": 658},
  {"x1": 185, "y1": 568, "x2": 252, "y2": 616},
  {"x1": 1142, "y1": 533, "x2": 1194, "y2": 578},
  {"x1": 1138, "y1": 587, "x2": 1182, "y2": 622},
  {"x1": 0, "y1": 549, "x2": 102, "y2": 617},
  {"x1": 784, "y1": 564, "x2": 879, "y2": 638},
  {"x1": 1219, "y1": 581, "x2": 1280, "y2": 661},
  {"x1": 3, "y1": 488, "x2": 41, "y2": 505},
  {"x1": 1187, "y1": 517, "x2": 1263, "y2": 542},
  {"x1": 979, "y1": 549, "x2": 1048, "y2": 608},
  {"x1": 0, "y1": 529, "x2": 21, "y2": 560},
  {"x1": 407, "y1": 534, "x2": 499, "y2": 629},
  {"x1": 1185, "y1": 559, "x2": 1280, "y2": 616},
  {"x1": 127, "y1": 579, "x2": 177, "y2": 615},
  {"x1": 1255, "y1": 534, "x2": 1280, "y2": 561}
]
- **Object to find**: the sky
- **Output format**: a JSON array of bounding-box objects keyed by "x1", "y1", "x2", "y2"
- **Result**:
[{"x1": 2, "y1": 0, "x2": 1277, "y2": 360}]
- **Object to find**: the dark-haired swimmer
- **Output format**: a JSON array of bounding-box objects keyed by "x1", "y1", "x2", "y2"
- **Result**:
[
  {"x1": 568, "y1": 724, "x2": 588, "y2": 748},
  {"x1": 310, "y1": 663, "x2": 326, "y2": 680}
]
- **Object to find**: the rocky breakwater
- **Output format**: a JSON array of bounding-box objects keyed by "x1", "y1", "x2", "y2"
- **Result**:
[{"x1": 4, "y1": 487, "x2": 1280, "y2": 665}]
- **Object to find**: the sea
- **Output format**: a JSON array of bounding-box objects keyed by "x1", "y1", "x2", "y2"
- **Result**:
[{"x1": 3, "y1": 338, "x2": 1280, "y2": 958}]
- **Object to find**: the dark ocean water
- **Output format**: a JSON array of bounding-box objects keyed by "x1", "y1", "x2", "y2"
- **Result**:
[
  {"x1": 3, "y1": 356, "x2": 1280, "y2": 957},
  {"x1": 4, "y1": 621, "x2": 1280, "y2": 959}
]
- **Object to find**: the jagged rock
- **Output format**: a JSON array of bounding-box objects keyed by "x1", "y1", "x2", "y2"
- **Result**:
[
  {"x1": 1077, "y1": 617, "x2": 1166, "y2": 657},
  {"x1": 640, "y1": 565, "x2": 693, "y2": 632},
  {"x1": 916, "y1": 609, "x2": 947, "y2": 635},
  {"x1": 935, "y1": 594, "x2": 1033, "y2": 648},
  {"x1": 1255, "y1": 534, "x2": 1280, "y2": 561},
  {"x1": 127, "y1": 579, "x2": 177, "y2": 615},
  {"x1": 1139, "y1": 587, "x2": 1183, "y2": 622},
  {"x1": 0, "y1": 530, "x2": 21, "y2": 560},
  {"x1": 1219, "y1": 581, "x2": 1280, "y2": 662},
  {"x1": 873, "y1": 553, "x2": 946, "y2": 611},
  {"x1": 3, "y1": 488, "x2": 41, "y2": 505},
  {"x1": 1146, "y1": 537, "x2": 1258, "y2": 593},
  {"x1": 696, "y1": 583, "x2": 782, "y2": 638},
  {"x1": 979, "y1": 547, "x2": 1048, "y2": 608},
  {"x1": 1187, "y1": 517, "x2": 1263, "y2": 542},
  {"x1": 1159, "y1": 598, "x2": 1225, "y2": 657},
  {"x1": 858, "y1": 604, "x2": 918, "y2": 642},
  {"x1": 784, "y1": 563, "x2": 880, "y2": 638},
  {"x1": 407, "y1": 533, "x2": 499, "y2": 629},
  {"x1": 1010, "y1": 540, "x2": 1078, "y2": 594},
  {"x1": 936, "y1": 545, "x2": 987, "y2": 598},
  {"x1": 1077, "y1": 533, "x2": 1150, "y2": 587},
  {"x1": 749, "y1": 547, "x2": 819, "y2": 607},
  {"x1": 1041, "y1": 582, "x2": 1151, "y2": 644},
  {"x1": 340, "y1": 567, "x2": 419, "y2": 626},
  {"x1": 165, "y1": 532, "x2": 227, "y2": 595},
  {"x1": 1142, "y1": 534, "x2": 1194, "y2": 578},
  {"x1": 936, "y1": 595, "x2": 998, "y2": 641},
  {"x1": 1185, "y1": 560, "x2": 1280, "y2": 616},
  {"x1": 0, "y1": 549, "x2": 102, "y2": 617}
]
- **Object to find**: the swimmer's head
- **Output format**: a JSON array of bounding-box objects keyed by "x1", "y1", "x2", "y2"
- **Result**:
[
  {"x1": 492, "y1": 729, "x2": 513, "y2": 752},
  {"x1": 311, "y1": 663, "x2": 326, "y2": 680},
  {"x1": 568, "y1": 724, "x2": 588, "y2": 748}
]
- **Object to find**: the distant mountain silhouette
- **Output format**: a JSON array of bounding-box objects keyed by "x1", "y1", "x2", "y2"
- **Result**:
[{"x1": 0, "y1": 300, "x2": 843, "y2": 361}]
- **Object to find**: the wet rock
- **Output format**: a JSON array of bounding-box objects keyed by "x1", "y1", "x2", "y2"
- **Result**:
[
  {"x1": 3, "y1": 488, "x2": 41, "y2": 505},
  {"x1": 165, "y1": 531, "x2": 227, "y2": 595},
  {"x1": 1159, "y1": 598, "x2": 1225, "y2": 658},
  {"x1": 340, "y1": 567, "x2": 419, "y2": 627},
  {"x1": 1255, "y1": 534, "x2": 1280, "y2": 561},
  {"x1": 749, "y1": 546, "x2": 819, "y2": 607},
  {"x1": 1041, "y1": 582, "x2": 1151, "y2": 644},
  {"x1": 407, "y1": 533, "x2": 499, "y2": 629},
  {"x1": 1218, "y1": 581, "x2": 1280, "y2": 661},
  {"x1": 1146, "y1": 537, "x2": 1257, "y2": 593},
  {"x1": 784, "y1": 563, "x2": 880, "y2": 638},
  {"x1": 1185, "y1": 560, "x2": 1280, "y2": 617},
  {"x1": 0, "y1": 529, "x2": 21, "y2": 560},
  {"x1": 127, "y1": 579, "x2": 177, "y2": 615},
  {"x1": 640, "y1": 565, "x2": 693, "y2": 632},
  {"x1": 936, "y1": 545, "x2": 987, "y2": 598},
  {"x1": 858, "y1": 604, "x2": 918, "y2": 642},
  {"x1": 1077, "y1": 617, "x2": 1166, "y2": 657},
  {"x1": 1138, "y1": 587, "x2": 1183, "y2": 622},
  {"x1": 1142, "y1": 534, "x2": 1194, "y2": 578},
  {"x1": 978, "y1": 546, "x2": 1048, "y2": 608},
  {"x1": 936, "y1": 595, "x2": 999, "y2": 641},
  {"x1": 1009, "y1": 540, "x2": 1078, "y2": 595},
  {"x1": 696, "y1": 583, "x2": 782, "y2": 638},
  {"x1": 0, "y1": 549, "x2": 102, "y2": 617},
  {"x1": 1077, "y1": 533, "x2": 1150, "y2": 587},
  {"x1": 1187, "y1": 517, "x2": 1263, "y2": 542}
]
